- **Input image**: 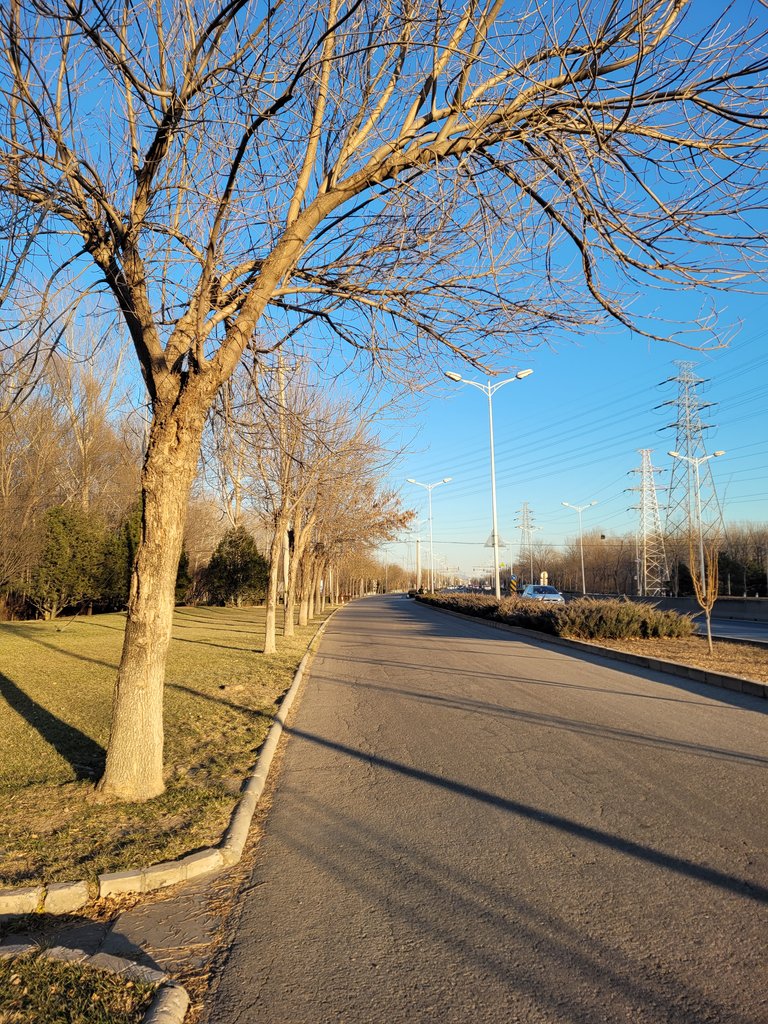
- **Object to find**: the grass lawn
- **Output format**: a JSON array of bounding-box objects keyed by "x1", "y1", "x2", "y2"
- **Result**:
[
  {"x1": 0, "y1": 952, "x2": 156, "y2": 1024},
  {"x1": 0, "y1": 605, "x2": 330, "y2": 887}
]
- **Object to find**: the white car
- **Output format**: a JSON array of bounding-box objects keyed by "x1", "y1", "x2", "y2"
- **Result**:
[{"x1": 520, "y1": 584, "x2": 565, "y2": 603}]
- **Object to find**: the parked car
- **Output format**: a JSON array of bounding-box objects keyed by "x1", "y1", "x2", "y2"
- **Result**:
[{"x1": 520, "y1": 584, "x2": 565, "y2": 603}]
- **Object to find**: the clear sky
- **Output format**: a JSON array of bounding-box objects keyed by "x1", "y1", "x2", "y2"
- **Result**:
[{"x1": 384, "y1": 292, "x2": 768, "y2": 579}]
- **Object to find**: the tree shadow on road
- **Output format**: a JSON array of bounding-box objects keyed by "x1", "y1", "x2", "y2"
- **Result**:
[
  {"x1": 244, "y1": 757, "x2": 763, "y2": 1024},
  {"x1": 309, "y1": 670, "x2": 768, "y2": 768},
  {"x1": 286, "y1": 724, "x2": 767, "y2": 905}
]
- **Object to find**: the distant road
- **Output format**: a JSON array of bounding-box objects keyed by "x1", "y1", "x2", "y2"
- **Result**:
[{"x1": 696, "y1": 616, "x2": 768, "y2": 644}]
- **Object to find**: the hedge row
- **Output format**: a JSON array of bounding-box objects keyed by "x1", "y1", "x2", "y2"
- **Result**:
[{"x1": 418, "y1": 594, "x2": 695, "y2": 640}]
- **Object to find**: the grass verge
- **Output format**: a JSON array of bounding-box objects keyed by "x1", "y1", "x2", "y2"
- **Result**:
[
  {"x1": 0, "y1": 952, "x2": 156, "y2": 1024},
  {"x1": 0, "y1": 605, "x2": 330, "y2": 888}
]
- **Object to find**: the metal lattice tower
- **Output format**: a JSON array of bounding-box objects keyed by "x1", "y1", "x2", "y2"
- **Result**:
[
  {"x1": 632, "y1": 450, "x2": 669, "y2": 596},
  {"x1": 515, "y1": 502, "x2": 536, "y2": 584},
  {"x1": 659, "y1": 361, "x2": 725, "y2": 541}
]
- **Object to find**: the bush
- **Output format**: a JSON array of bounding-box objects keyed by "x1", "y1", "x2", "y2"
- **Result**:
[{"x1": 418, "y1": 594, "x2": 695, "y2": 640}]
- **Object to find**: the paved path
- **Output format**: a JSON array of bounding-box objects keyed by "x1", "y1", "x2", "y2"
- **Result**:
[{"x1": 205, "y1": 596, "x2": 768, "y2": 1024}]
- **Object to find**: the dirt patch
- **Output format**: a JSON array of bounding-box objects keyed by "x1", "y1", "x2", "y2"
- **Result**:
[{"x1": 587, "y1": 635, "x2": 768, "y2": 684}]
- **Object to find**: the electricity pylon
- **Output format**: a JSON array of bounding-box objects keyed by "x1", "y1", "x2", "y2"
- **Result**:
[
  {"x1": 657, "y1": 361, "x2": 725, "y2": 593},
  {"x1": 515, "y1": 502, "x2": 538, "y2": 584},
  {"x1": 631, "y1": 449, "x2": 669, "y2": 596}
]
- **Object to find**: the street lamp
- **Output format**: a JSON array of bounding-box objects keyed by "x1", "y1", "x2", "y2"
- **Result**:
[
  {"x1": 562, "y1": 500, "x2": 598, "y2": 595},
  {"x1": 445, "y1": 368, "x2": 533, "y2": 599},
  {"x1": 406, "y1": 477, "x2": 452, "y2": 592},
  {"x1": 667, "y1": 450, "x2": 725, "y2": 598}
]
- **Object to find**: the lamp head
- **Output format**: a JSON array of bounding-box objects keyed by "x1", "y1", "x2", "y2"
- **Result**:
[
  {"x1": 668, "y1": 451, "x2": 680, "y2": 458},
  {"x1": 445, "y1": 371, "x2": 463, "y2": 382},
  {"x1": 713, "y1": 450, "x2": 726, "y2": 457},
  {"x1": 406, "y1": 478, "x2": 417, "y2": 484},
  {"x1": 442, "y1": 477, "x2": 452, "y2": 483},
  {"x1": 515, "y1": 369, "x2": 534, "y2": 379}
]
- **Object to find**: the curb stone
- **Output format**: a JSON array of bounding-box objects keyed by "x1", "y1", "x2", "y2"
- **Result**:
[
  {"x1": 418, "y1": 599, "x2": 768, "y2": 699},
  {"x1": 0, "y1": 944, "x2": 188, "y2": 1024},
  {"x1": 0, "y1": 611, "x2": 336, "y2": 922}
]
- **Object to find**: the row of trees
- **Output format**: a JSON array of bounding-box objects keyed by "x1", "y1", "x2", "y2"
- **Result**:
[
  {"x1": 198, "y1": 352, "x2": 411, "y2": 650},
  {"x1": 0, "y1": 345, "x2": 410, "y2": 620},
  {"x1": 3, "y1": 0, "x2": 768, "y2": 800},
  {"x1": 0, "y1": 346, "x2": 141, "y2": 617},
  {"x1": 487, "y1": 525, "x2": 768, "y2": 598}
]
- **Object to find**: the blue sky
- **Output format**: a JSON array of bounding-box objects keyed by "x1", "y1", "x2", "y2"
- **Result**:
[{"x1": 385, "y1": 293, "x2": 768, "y2": 578}]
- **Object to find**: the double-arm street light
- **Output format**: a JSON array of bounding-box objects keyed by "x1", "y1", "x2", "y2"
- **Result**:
[
  {"x1": 406, "y1": 477, "x2": 452, "y2": 592},
  {"x1": 562, "y1": 500, "x2": 598, "y2": 595},
  {"x1": 668, "y1": 450, "x2": 725, "y2": 598},
  {"x1": 445, "y1": 368, "x2": 533, "y2": 599}
]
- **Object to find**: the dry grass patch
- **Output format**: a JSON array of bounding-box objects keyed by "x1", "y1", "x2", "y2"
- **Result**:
[
  {"x1": 591, "y1": 635, "x2": 768, "y2": 684},
  {"x1": 0, "y1": 606, "x2": 329, "y2": 887},
  {"x1": 0, "y1": 952, "x2": 156, "y2": 1024}
]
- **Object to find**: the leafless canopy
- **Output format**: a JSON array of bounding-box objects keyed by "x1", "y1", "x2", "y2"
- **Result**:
[{"x1": 2, "y1": 0, "x2": 768, "y2": 400}]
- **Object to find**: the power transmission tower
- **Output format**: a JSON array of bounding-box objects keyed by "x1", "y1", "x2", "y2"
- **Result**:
[
  {"x1": 515, "y1": 502, "x2": 537, "y2": 585},
  {"x1": 630, "y1": 450, "x2": 669, "y2": 596},
  {"x1": 657, "y1": 361, "x2": 725, "y2": 593}
]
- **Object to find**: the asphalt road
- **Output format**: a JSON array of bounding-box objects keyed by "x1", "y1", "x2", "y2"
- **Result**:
[
  {"x1": 700, "y1": 616, "x2": 768, "y2": 644},
  {"x1": 206, "y1": 596, "x2": 768, "y2": 1024}
]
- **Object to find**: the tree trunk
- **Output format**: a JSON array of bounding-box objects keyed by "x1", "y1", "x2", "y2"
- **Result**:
[
  {"x1": 298, "y1": 559, "x2": 311, "y2": 626},
  {"x1": 96, "y1": 404, "x2": 204, "y2": 801},
  {"x1": 286, "y1": 515, "x2": 315, "y2": 635},
  {"x1": 308, "y1": 563, "x2": 317, "y2": 619},
  {"x1": 705, "y1": 610, "x2": 714, "y2": 654},
  {"x1": 314, "y1": 563, "x2": 323, "y2": 614},
  {"x1": 298, "y1": 592, "x2": 310, "y2": 625},
  {"x1": 264, "y1": 518, "x2": 286, "y2": 655},
  {"x1": 284, "y1": 535, "x2": 298, "y2": 637}
]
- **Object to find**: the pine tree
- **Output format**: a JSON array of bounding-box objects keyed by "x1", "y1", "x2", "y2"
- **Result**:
[{"x1": 204, "y1": 527, "x2": 268, "y2": 607}]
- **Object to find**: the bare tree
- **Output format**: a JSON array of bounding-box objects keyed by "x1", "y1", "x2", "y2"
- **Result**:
[
  {"x1": 2, "y1": 1, "x2": 768, "y2": 798},
  {"x1": 690, "y1": 537, "x2": 720, "y2": 654},
  {"x1": 49, "y1": 344, "x2": 139, "y2": 518},
  {"x1": 0, "y1": 342, "x2": 139, "y2": 606}
]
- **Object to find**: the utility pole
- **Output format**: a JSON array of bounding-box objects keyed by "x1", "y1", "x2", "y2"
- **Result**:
[{"x1": 562, "y1": 500, "x2": 598, "y2": 595}]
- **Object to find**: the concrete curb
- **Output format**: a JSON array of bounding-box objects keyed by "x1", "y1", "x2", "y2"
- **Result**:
[
  {"x1": 0, "y1": 943, "x2": 189, "y2": 1024},
  {"x1": 418, "y1": 600, "x2": 768, "y2": 699},
  {"x1": 0, "y1": 610, "x2": 336, "y2": 922}
]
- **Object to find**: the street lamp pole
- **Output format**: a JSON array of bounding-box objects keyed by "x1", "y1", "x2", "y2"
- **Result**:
[
  {"x1": 406, "y1": 477, "x2": 452, "y2": 592},
  {"x1": 445, "y1": 368, "x2": 533, "y2": 599},
  {"x1": 668, "y1": 450, "x2": 725, "y2": 597},
  {"x1": 562, "y1": 500, "x2": 598, "y2": 595}
]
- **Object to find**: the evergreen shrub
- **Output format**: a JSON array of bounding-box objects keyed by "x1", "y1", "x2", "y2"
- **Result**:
[{"x1": 418, "y1": 593, "x2": 695, "y2": 640}]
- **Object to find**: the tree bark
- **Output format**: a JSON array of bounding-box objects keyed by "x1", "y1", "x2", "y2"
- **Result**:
[
  {"x1": 308, "y1": 561, "x2": 317, "y2": 620},
  {"x1": 284, "y1": 529, "x2": 297, "y2": 637},
  {"x1": 264, "y1": 518, "x2": 286, "y2": 655},
  {"x1": 298, "y1": 558, "x2": 311, "y2": 626},
  {"x1": 96, "y1": 402, "x2": 205, "y2": 800}
]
